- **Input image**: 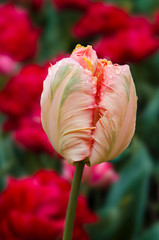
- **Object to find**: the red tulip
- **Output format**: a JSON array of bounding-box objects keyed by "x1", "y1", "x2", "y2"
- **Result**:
[
  {"x1": 0, "y1": 170, "x2": 97, "y2": 239},
  {"x1": 0, "y1": 3, "x2": 39, "y2": 61},
  {"x1": 73, "y1": 2, "x2": 129, "y2": 38}
]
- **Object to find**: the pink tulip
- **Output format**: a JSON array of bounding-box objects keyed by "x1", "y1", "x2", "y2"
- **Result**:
[
  {"x1": 41, "y1": 45, "x2": 137, "y2": 166},
  {"x1": 0, "y1": 54, "x2": 18, "y2": 75},
  {"x1": 62, "y1": 160, "x2": 119, "y2": 188}
]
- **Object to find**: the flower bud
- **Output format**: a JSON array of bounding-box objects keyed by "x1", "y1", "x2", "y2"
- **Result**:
[{"x1": 41, "y1": 45, "x2": 137, "y2": 166}]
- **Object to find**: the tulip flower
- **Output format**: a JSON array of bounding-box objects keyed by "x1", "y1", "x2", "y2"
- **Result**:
[
  {"x1": 41, "y1": 44, "x2": 137, "y2": 166},
  {"x1": 41, "y1": 44, "x2": 137, "y2": 240}
]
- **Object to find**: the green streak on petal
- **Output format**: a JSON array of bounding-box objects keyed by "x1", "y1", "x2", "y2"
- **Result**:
[
  {"x1": 60, "y1": 70, "x2": 81, "y2": 107},
  {"x1": 50, "y1": 63, "x2": 74, "y2": 101},
  {"x1": 58, "y1": 69, "x2": 82, "y2": 125},
  {"x1": 107, "y1": 131, "x2": 116, "y2": 156},
  {"x1": 124, "y1": 75, "x2": 131, "y2": 101}
]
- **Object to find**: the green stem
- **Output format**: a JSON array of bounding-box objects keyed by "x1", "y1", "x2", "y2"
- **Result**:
[{"x1": 63, "y1": 161, "x2": 85, "y2": 240}]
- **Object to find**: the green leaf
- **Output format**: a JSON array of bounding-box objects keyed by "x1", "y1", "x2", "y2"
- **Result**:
[
  {"x1": 0, "y1": 135, "x2": 17, "y2": 190},
  {"x1": 138, "y1": 89, "x2": 159, "y2": 158},
  {"x1": 38, "y1": 1, "x2": 80, "y2": 62},
  {"x1": 138, "y1": 223, "x2": 159, "y2": 240},
  {"x1": 87, "y1": 138, "x2": 153, "y2": 240}
]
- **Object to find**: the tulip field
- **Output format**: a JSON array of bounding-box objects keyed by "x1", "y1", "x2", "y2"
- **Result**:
[{"x1": 0, "y1": 0, "x2": 159, "y2": 239}]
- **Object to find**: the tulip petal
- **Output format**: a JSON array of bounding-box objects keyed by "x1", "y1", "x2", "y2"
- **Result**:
[
  {"x1": 89, "y1": 64, "x2": 137, "y2": 166},
  {"x1": 71, "y1": 44, "x2": 98, "y2": 74},
  {"x1": 41, "y1": 58, "x2": 96, "y2": 165}
]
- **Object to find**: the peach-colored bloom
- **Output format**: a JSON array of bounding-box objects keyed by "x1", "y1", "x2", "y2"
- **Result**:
[
  {"x1": 62, "y1": 160, "x2": 119, "y2": 188},
  {"x1": 41, "y1": 45, "x2": 137, "y2": 166}
]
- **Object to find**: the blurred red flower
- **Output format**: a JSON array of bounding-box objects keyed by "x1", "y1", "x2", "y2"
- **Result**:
[
  {"x1": 0, "y1": 54, "x2": 18, "y2": 76},
  {"x1": 52, "y1": 0, "x2": 91, "y2": 10},
  {"x1": 73, "y1": 2, "x2": 129, "y2": 38},
  {"x1": 2, "y1": 105, "x2": 56, "y2": 155},
  {"x1": 0, "y1": 64, "x2": 47, "y2": 117},
  {"x1": 0, "y1": 3, "x2": 39, "y2": 61},
  {"x1": 12, "y1": 104, "x2": 55, "y2": 154},
  {"x1": 0, "y1": 53, "x2": 68, "y2": 117},
  {"x1": 0, "y1": 54, "x2": 68, "y2": 154},
  {"x1": 0, "y1": 170, "x2": 97, "y2": 240},
  {"x1": 95, "y1": 16, "x2": 159, "y2": 63}
]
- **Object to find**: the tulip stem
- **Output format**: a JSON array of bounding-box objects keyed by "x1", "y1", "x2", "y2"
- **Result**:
[{"x1": 63, "y1": 160, "x2": 85, "y2": 240}]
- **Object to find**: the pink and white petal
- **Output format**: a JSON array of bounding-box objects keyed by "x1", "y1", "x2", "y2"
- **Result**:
[
  {"x1": 89, "y1": 64, "x2": 137, "y2": 166},
  {"x1": 58, "y1": 71, "x2": 96, "y2": 164},
  {"x1": 71, "y1": 45, "x2": 98, "y2": 74},
  {"x1": 108, "y1": 66, "x2": 137, "y2": 160},
  {"x1": 41, "y1": 58, "x2": 96, "y2": 165}
]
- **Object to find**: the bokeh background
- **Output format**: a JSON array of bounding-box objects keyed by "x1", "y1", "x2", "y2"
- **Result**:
[{"x1": 0, "y1": 0, "x2": 159, "y2": 239}]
